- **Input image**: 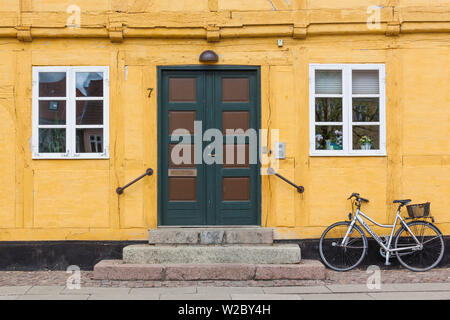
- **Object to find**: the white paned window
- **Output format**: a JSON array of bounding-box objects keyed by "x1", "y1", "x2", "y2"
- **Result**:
[
  {"x1": 309, "y1": 64, "x2": 386, "y2": 156},
  {"x1": 32, "y1": 66, "x2": 109, "y2": 159}
]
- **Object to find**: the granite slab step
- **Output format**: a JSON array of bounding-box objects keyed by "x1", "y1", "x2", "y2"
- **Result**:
[
  {"x1": 123, "y1": 244, "x2": 300, "y2": 264},
  {"x1": 149, "y1": 228, "x2": 274, "y2": 245},
  {"x1": 93, "y1": 259, "x2": 325, "y2": 281}
]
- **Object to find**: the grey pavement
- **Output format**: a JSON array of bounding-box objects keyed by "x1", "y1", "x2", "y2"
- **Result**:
[{"x1": 0, "y1": 283, "x2": 448, "y2": 300}]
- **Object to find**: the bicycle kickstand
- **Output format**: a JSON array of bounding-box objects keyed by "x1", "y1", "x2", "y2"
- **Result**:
[{"x1": 385, "y1": 251, "x2": 391, "y2": 266}]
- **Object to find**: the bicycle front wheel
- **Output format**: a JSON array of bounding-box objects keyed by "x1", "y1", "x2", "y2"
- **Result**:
[
  {"x1": 394, "y1": 221, "x2": 445, "y2": 272},
  {"x1": 319, "y1": 221, "x2": 368, "y2": 272}
]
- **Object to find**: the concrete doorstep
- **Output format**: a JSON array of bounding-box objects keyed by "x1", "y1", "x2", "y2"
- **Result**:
[
  {"x1": 123, "y1": 244, "x2": 300, "y2": 264},
  {"x1": 93, "y1": 259, "x2": 325, "y2": 281},
  {"x1": 149, "y1": 228, "x2": 274, "y2": 245}
]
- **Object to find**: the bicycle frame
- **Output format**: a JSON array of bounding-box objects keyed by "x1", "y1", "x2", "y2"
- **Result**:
[{"x1": 342, "y1": 207, "x2": 422, "y2": 265}]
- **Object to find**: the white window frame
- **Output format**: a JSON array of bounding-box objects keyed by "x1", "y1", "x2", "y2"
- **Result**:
[
  {"x1": 32, "y1": 66, "x2": 109, "y2": 159},
  {"x1": 309, "y1": 64, "x2": 386, "y2": 156}
]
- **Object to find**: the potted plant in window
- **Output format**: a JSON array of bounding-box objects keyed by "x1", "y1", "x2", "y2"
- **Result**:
[
  {"x1": 359, "y1": 136, "x2": 373, "y2": 150},
  {"x1": 325, "y1": 130, "x2": 343, "y2": 150},
  {"x1": 325, "y1": 139, "x2": 333, "y2": 150},
  {"x1": 333, "y1": 130, "x2": 343, "y2": 150},
  {"x1": 315, "y1": 134, "x2": 323, "y2": 149}
]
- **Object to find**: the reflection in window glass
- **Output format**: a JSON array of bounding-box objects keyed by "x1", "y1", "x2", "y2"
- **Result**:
[
  {"x1": 39, "y1": 72, "x2": 66, "y2": 97},
  {"x1": 76, "y1": 72, "x2": 103, "y2": 97},
  {"x1": 315, "y1": 126, "x2": 343, "y2": 150},
  {"x1": 315, "y1": 70, "x2": 342, "y2": 94},
  {"x1": 76, "y1": 100, "x2": 103, "y2": 125},
  {"x1": 39, "y1": 101, "x2": 66, "y2": 125},
  {"x1": 315, "y1": 98, "x2": 342, "y2": 122},
  {"x1": 76, "y1": 129, "x2": 103, "y2": 153},
  {"x1": 352, "y1": 70, "x2": 379, "y2": 94},
  {"x1": 39, "y1": 128, "x2": 66, "y2": 153},
  {"x1": 353, "y1": 125, "x2": 380, "y2": 150},
  {"x1": 353, "y1": 98, "x2": 379, "y2": 122}
]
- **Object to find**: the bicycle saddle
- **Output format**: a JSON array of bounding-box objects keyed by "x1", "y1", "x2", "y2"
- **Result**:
[{"x1": 393, "y1": 199, "x2": 411, "y2": 205}]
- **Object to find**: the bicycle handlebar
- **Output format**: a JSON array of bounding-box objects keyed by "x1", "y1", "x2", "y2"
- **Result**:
[{"x1": 348, "y1": 193, "x2": 369, "y2": 203}]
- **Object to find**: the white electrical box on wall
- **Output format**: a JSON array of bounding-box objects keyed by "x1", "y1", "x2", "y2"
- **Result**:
[{"x1": 275, "y1": 142, "x2": 286, "y2": 159}]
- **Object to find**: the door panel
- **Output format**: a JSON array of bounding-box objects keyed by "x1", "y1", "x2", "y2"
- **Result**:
[
  {"x1": 169, "y1": 111, "x2": 196, "y2": 134},
  {"x1": 161, "y1": 71, "x2": 205, "y2": 225},
  {"x1": 160, "y1": 68, "x2": 260, "y2": 226},
  {"x1": 222, "y1": 111, "x2": 250, "y2": 133},
  {"x1": 222, "y1": 78, "x2": 250, "y2": 102},
  {"x1": 213, "y1": 71, "x2": 259, "y2": 225},
  {"x1": 169, "y1": 78, "x2": 197, "y2": 102}
]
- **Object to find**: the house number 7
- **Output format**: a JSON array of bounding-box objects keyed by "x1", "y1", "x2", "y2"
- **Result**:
[{"x1": 147, "y1": 88, "x2": 153, "y2": 98}]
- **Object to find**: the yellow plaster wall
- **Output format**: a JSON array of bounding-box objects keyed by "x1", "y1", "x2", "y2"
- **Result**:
[
  {"x1": 0, "y1": 1, "x2": 447, "y2": 241},
  {"x1": 31, "y1": 0, "x2": 210, "y2": 12},
  {"x1": 0, "y1": 88, "x2": 16, "y2": 229},
  {"x1": 32, "y1": 1, "x2": 110, "y2": 12}
]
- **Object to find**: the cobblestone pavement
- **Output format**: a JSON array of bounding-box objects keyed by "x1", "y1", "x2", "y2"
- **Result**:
[{"x1": 0, "y1": 267, "x2": 448, "y2": 288}]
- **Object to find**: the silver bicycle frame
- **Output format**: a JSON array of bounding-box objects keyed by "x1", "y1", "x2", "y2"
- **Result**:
[{"x1": 342, "y1": 207, "x2": 422, "y2": 264}]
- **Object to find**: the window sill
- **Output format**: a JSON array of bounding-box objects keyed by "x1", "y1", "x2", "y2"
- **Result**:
[
  {"x1": 32, "y1": 155, "x2": 110, "y2": 160},
  {"x1": 309, "y1": 152, "x2": 387, "y2": 157}
]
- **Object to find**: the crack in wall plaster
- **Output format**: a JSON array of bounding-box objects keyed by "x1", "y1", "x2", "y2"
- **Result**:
[
  {"x1": 266, "y1": 0, "x2": 277, "y2": 11},
  {"x1": 264, "y1": 66, "x2": 274, "y2": 228}
]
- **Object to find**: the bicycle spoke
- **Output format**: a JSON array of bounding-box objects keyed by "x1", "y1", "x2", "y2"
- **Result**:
[
  {"x1": 319, "y1": 222, "x2": 367, "y2": 271},
  {"x1": 395, "y1": 221, "x2": 444, "y2": 271},
  {"x1": 421, "y1": 236, "x2": 441, "y2": 245}
]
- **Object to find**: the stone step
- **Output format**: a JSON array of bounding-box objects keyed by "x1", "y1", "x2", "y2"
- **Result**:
[
  {"x1": 93, "y1": 259, "x2": 325, "y2": 281},
  {"x1": 149, "y1": 228, "x2": 274, "y2": 245},
  {"x1": 123, "y1": 244, "x2": 300, "y2": 264}
]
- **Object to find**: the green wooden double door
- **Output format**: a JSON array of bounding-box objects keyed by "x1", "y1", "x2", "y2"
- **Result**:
[{"x1": 159, "y1": 67, "x2": 261, "y2": 226}]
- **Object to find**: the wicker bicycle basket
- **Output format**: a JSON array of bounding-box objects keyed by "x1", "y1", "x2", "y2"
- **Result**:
[{"x1": 406, "y1": 202, "x2": 430, "y2": 218}]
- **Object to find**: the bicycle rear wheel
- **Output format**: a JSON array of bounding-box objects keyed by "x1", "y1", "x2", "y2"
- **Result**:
[
  {"x1": 394, "y1": 221, "x2": 445, "y2": 272},
  {"x1": 319, "y1": 221, "x2": 368, "y2": 272}
]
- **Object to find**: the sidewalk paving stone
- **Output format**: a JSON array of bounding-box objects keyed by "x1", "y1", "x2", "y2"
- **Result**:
[
  {"x1": 18, "y1": 294, "x2": 90, "y2": 300},
  {"x1": 392, "y1": 283, "x2": 450, "y2": 291},
  {"x1": 130, "y1": 287, "x2": 196, "y2": 295},
  {"x1": 436, "y1": 291, "x2": 450, "y2": 299},
  {"x1": 88, "y1": 294, "x2": 160, "y2": 300},
  {"x1": 60, "y1": 287, "x2": 131, "y2": 295},
  {"x1": 197, "y1": 286, "x2": 264, "y2": 294},
  {"x1": 0, "y1": 295, "x2": 18, "y2": 300},
  {"x1": 0, "y1": 277, "x2": 449, "y2": 300},
  {"x1": 0, "y1": 286, "x2": 31, "y2": 295},
  {"x1": 263, "y1": 286, "x2": 331, "y2": 294},
  {"x1": 326, "y1": 283, "x2": 399, "y2": 293},
  {"x1": 368, "y1": 291, "x2": 449, "y2": 300},
  {"x1": 161, "y1": 294, "x2": 231, "y2": 300},
  {"x1": 301, "y1": 293, "x2": 374, "y2": 300},
  {"x1": 230, "y1": 294, "x2": 303, "y2": 300},
  {"x1": 26, "y1": 286, "x2": 64, "y2": 295}
]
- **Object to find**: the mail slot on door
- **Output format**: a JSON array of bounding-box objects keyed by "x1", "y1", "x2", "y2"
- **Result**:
[{"x1": 168, "y1": 169, "x2": 197, "y2": 177}]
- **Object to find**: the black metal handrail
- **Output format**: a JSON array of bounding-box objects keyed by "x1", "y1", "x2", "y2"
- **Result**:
[
  {"x1": 267, "y1": 168, "x2": 305, "y2": 194},
  {"x1": 116, "y1": 168, "x2": 154, "y2": 195}
]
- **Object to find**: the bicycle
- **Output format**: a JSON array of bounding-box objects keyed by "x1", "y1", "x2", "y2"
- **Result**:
[{"x1": 319, "y1": 193, "x2": 445, "y2": 272}]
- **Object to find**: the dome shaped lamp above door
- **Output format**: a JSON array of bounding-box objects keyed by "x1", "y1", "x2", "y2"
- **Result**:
[{"x1": 199, "y1": 50, "x2": 219, "y2": 63}]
